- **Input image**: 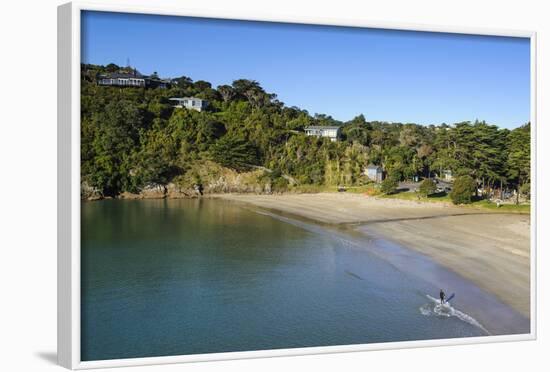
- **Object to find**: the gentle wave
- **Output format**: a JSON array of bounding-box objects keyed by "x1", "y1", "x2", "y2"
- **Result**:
[{"x1": 421, "y1": 295, "x2": 490, "y2": 335}]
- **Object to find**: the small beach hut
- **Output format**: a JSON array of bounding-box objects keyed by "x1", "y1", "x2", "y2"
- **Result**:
[{"x1": 365, "y1": 164, "x2": 383, "y2": 183}]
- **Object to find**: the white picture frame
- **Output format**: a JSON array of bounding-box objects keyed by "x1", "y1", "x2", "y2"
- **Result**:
[{"x1": 58, "y1": 1, "x2": 537, "y2": 369}]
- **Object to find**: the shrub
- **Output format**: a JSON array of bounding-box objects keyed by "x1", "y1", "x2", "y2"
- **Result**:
[
  {"x1": 450, "y1": 175, "x2": 476, "y2": 204},
  {"x1": 209, "y1": 135, "x2": 260, "y2": 172},
  {"x1": 380, "y1": 176, "x2": 398, "y2": 194},
  {"x1": 272, "y1": 176, "x2": 289, "y2": 192},
  {"x1": 418, "y1": 178, "x2": 437, "y2": 197}
]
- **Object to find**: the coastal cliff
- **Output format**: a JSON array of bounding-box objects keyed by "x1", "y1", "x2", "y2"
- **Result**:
[{"x1": 82, "y1": 161, "x2": 273, "y2": 201}]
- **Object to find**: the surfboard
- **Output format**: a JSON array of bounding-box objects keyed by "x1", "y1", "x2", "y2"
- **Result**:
[{"x1": 445, "y1": 293, "x2": 455, "y2": 303}]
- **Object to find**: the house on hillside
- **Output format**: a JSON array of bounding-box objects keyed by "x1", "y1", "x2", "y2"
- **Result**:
[
  {"x1": 98, "y1": 71, "x2": 146, "y2": 87},
  {"x1": 364, "y1": 164, "x2": 384, "y2": 183},
  {"x1": 147, "y1": 77, "x2": 171, "y2": 89},
  {"x1": 169, "y1": 97, "x2": 208, "y2": 112},
  {"x1": 97, "y1": 69, "x2": 171, "y2": 89},
  {"x1": 304, "y1": 126, "x2": 341, "y2": 142}
]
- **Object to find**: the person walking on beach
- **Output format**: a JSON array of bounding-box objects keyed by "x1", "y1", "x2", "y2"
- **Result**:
[{"x1": 439, "y1": 289, "x2": 446, "y2": 304}]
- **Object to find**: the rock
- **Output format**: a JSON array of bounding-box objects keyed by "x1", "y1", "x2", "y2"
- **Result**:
[
  {"x1": 118, "y1": 184, "x2": 167, "y2": 199},
  {"x1": 118, "y1": 192, "x2": 142, "y2": 200},
  {"x1": 166, "y1": 183, "x2": 193, "y2": 198},
  {"x1": 140, "y1": 184, "x2": 167, "y2": 199},
  {"x1": 81, "y1": 181, "x2": 103, "y2": 201}
]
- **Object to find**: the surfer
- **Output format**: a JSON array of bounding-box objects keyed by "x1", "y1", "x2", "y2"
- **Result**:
[{"x1": 439, "y1": 289, "x2": 446, "y2": 304}]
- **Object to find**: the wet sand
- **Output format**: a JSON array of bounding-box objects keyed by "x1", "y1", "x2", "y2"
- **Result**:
[{"x1": 215, "y1": 193, "x2": 531, "y2": 318}]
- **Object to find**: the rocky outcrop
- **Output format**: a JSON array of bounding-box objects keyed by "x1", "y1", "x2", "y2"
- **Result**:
[
  {"x1": 171, "y1": 161, "x2": 273, "y2": 196},
  {"x1": 118, "y1": 184, "x2": 168, "y2": 199},
  {"x1": 203, "y1": 172, "x2": 266, "y2": 194},
  {"x1": 140, "y1": 184, "x2": 168, "y2": 199},
  {"x1": 166, "y1": 183, "x2": 197, "y2": 198},
  {"x1": 82, "y1": 162, "x2": 276, "y2": 201},
  {"x1": 81, "y1": 181, "x2": 103, "y2": 201}
]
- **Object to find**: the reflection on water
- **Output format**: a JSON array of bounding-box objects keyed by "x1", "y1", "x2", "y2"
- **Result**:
[{"x1": 82, "y1": 199, "x2": 488, "y2": 361}]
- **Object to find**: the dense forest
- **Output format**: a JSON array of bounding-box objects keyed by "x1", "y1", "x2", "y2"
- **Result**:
[{"x1": 81, "y1": 63, "x2": 531, "y2": 200}]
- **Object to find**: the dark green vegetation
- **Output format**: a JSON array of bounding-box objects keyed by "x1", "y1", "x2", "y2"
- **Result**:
[
  {"x1": 380, "y1": 176, "x2": 399, "y2": 195},
  {"x1": 81, "y1": 63, "x2": 531, "y2": 202},
  {"x1": 450, "y1": 176, "x2": 477, "y2": 204},
  {"x1": 419, "y1": 179, "x2": 437, "y2": 197}
]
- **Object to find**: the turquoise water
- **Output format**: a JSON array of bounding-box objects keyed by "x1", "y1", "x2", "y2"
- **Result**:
[{"x1": 81, "y1": 199, "x2": 491, "y2": 361}]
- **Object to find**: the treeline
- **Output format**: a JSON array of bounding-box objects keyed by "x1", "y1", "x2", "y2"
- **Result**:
[{"x1": 81, "y1": 63, "x2": 530, "y2": 198}]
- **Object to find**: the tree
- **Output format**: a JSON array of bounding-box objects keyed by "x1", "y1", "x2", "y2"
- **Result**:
[
  {"x1": 416, "y1": 144, "x2": 433, "y2": 177},
  {"x1": 133, "y1": 122, "x2": 180, "y2": 187},
  {"x1": 172, "y1": 75, "x2": 194, "y2": 89},
  {"x1": 230, "y1": 79, "x2": 277, "y2": 108},
  {"x1": 105, "y1": 63, "x2": 120, "y2": 72},
  {"x1": 80, "y1": 63, "x2": 530, "y2": 200},
  {"x1": 194, "y1": 80, "x2": 212, "y2": 91},
  {"x1": 217, "y1": 85, "x2": 235, "y2": 103},
  {"x1": 342, "y1": 114, "x2": 369, "y2": 145},
  {"x1": 380, "y1": 175, "x2": 398, "y2": 194},
  {"x1": 209, "y1": 135, "x2": 260, "y2": 172},
  {"x1": 418, "y1": 179, "x2": 437, "y2": 197},
  {"x1": 313, "y1": 113, "x2": 342, "y2": 127},
  {"x1": 520, "y1": 183, "x2": 530, "y2": 201},
  {"x1": 86, "y1": 100, "x2": 144, "y2": 195},
  {"x1": 507, "y1": 123, "x2": 530, "y2": 204},
  {"x1": 450, "y1": 175, "x2": 476, "y2": 204}
]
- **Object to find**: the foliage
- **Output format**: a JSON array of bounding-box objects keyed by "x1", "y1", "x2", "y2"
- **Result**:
[
  {"x1": 80, "y1": 63, "x2": 531, "y2": 199},
  {"x1": 418, "y1": 178, "x2": 437, "y2": 197},
  {"x1": 507, "y1": 123, "x2": 531, "y2": 202},
  {"x1": 209, "y1": 135, "x2": 260, "y2": 172},
  {"x1": 450, "y1": 175, "x2": 476, "y2": 204},
  {"x1": 380, "y1": 175, "x2": 399, "y2": 194},
  {"x1": 519, "y1": 182, "x2": 530, "y2": 200}
]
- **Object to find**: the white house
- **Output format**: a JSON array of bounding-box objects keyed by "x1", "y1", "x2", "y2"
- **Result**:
[
  {"x1": 97, "y1": 69, "x2": 171, "y2": 89},
  {"x1": 169, "y1": 97, "x2": 208, "y2": 112},
  {"x1": 98, "y1": 72, "x2": 146, "y2": 87},
  {"x1": 364, "y1": 164, "x2": 383, "y2": 183},
  {"x1": 304, "y1": 126, "x2": 341, "y2": 142}
]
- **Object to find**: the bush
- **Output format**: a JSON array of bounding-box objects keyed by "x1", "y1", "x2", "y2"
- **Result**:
[
  {"x1": 380, "y1": 176, "x2": 398, "y2": 194},
  {"x1": 450, "y1": 175, "x2": 476, "y2": 204},
  {"x1": 418, "y1": 179, "x2": 437, "y2": 197},
  {"x1": 272, "y1": 176, "x2": 289, "y2": 192},
  {"x1": 209, "y1": 135, "x2": 260, "y2": 172}
]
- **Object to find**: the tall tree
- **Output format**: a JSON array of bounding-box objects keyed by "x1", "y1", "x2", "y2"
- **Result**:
[{"x1": 507, "y1": 123, "x2": 531, "y2": 203}]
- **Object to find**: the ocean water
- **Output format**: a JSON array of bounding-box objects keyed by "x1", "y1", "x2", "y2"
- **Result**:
[{"x1": 81, "y1": 198, "x2": 494, "y2": 361}]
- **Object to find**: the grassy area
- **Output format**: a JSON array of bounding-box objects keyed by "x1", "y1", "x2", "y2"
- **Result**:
[
  {"x1": 287, "y1": 184, "x2": 378, "y2": 194},
  {"x1": 340, "y1": 185, "x2": 379, "y2": 194},
  {"x1": 381, "y1": 190, "x2": 530, "y2": 213},
  {"x1": 381, "y1": 191, "x2": 451, "y2": 203},
  {"x1": 283, "y1": 184, "x2": 530, "y2": 214},
  {"x1": 468, "y1": 199, "x2": 531, "y2": 213}
]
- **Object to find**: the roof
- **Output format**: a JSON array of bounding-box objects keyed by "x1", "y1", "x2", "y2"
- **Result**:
[
  {"x1": 99, "y1": 70, "x2": 170, "y2": 83},
  {"x1": 169, "y1": 97, "x2": 205, "y2": 101},
  {"x1": 366, "y1": 164, "x2": 382, "y2": 170},
  {"x1": 99, "y1": 70, "x2": 145, "y2": 79},
  {"x1": 305, "y1": 126, "x2": 341, "y2": 130}
]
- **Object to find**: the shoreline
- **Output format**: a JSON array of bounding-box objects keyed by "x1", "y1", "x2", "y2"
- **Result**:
[{"x1": 213, "y1": 193, "x2": 531, "y2": 320}]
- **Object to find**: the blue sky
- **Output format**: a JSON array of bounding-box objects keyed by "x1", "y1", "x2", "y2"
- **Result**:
[{"x1": 82, "y1": 11, "x2": 530, "y2": 129}]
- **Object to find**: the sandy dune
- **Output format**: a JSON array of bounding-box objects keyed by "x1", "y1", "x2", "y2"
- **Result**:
[{"x1": 215, "y1": 193, "x2": 531, "y2": 317}]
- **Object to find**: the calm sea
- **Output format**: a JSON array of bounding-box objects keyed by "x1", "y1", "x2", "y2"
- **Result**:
[{"x1": 82, "y1": 198, "x2": 492, "y2": 361}]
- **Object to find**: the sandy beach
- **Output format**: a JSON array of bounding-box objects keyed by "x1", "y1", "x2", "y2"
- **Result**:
[{"x1": 215, "y1": 193, "x2": 531, "y2": 317}]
